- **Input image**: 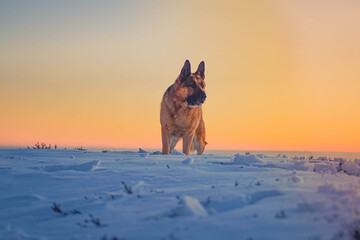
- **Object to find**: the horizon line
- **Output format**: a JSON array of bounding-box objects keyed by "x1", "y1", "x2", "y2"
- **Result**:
[{"x1": 0, "y1": 144, "x2": 359, "y2": 153}]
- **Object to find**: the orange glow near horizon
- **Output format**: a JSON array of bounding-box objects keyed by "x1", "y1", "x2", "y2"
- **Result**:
[{"x1": 1, "y1": 1, "x2": 360, "y2": 152}]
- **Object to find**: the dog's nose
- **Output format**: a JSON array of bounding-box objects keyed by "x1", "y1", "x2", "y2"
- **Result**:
[
  {"x1": 198, "y1": 91, "x2": 206, "y2": 104},
  {"x1": 201, "y1": 91, "x2": 207, "y2": 101}
]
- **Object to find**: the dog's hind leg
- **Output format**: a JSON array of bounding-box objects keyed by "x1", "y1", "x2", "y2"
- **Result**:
[
  {"x1": 193, "y1": 136, "x2": 205, "y2": 155},
  {"x1": 170, "y1": 136, "x2": 180, "y2": 153}
]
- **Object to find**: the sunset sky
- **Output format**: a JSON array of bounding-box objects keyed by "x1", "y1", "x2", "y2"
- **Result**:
[{"x1": 1, "y1": 0, "x2": 359, "y2": 152}]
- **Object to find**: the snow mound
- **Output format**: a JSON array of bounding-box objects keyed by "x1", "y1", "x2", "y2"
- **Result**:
[
  {"x1": 314, "y1": 162, "x2": 338, "y2": 174},
  {"x1": 140, "y1": 153, "x2": 149, "y2": 158},
  {"x1": 138, "y1": 148, "x2": 148, "y2": 153},
  {"x1": 169, "y1": 196, "x2": 208, "y2": 218},
  {"x1": 182, "y1": 158, "x2": 194, "y2": 165},
  {"x1": 288, "y1": 175, "x2": 303, "y2": 183},
  {"x1": 43, "y1": 160, "x2": 101, "y2": 172},
  {"x1": 284, "y1": 160, "x2": 313, "y2": 171},
  {"x1": 233, "y1": 154, "x2": 266, "y2": 165},
  {"x1": 341, "y1": 161, "x2": 360, "y2": 176}
]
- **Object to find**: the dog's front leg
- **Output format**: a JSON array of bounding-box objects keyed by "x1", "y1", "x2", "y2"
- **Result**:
[
  {"x1": 161, "y1": 128, "x2": 170, "y2": 155},
  {"x1": 182, "y1": 133, "x2": 195, "y2": 155}
]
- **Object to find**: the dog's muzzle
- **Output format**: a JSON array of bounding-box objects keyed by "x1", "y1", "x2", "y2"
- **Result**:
[{"x1": 186, "y1": 90, "x2": 207, "y2": 106}]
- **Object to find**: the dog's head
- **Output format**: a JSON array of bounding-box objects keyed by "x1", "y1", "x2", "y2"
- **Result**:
[{"x1": 174, "y1": 60, "x2": 207, "y2": 107}]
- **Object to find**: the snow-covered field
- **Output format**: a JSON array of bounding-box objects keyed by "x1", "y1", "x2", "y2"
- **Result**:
[{"x1": 1, "y1": 149, "x2": 360, "y2": 240}]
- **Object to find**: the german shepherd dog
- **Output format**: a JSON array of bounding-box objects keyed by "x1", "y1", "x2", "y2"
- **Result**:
[{"x1": 160, "y1": 60, "x2": 207, "y2": 155}]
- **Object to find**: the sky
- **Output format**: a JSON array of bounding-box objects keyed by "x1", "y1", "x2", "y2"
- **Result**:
[{"x1": 0, "y1": 0, "x2": 359, "y2": 152}]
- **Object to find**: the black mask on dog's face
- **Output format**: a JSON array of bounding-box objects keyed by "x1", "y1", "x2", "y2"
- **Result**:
[{"x1": 186, "y1": 89, "x2": 207, "y2": 106}]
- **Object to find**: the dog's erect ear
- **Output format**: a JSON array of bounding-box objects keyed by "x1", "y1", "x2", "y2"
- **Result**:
[
  {"x1": 196, "y1": 61, "x2": 205, "y2": 79},
  {"x1": 180, "y1": 59, "x2": 191, "y2": 81}
]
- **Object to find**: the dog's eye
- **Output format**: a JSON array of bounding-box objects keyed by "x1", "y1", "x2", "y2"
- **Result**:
[{"x1": 187, "y1": 82, "x2": 196, "y2": 88}]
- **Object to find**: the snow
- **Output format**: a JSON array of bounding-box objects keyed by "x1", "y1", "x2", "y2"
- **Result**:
[
  {"x1": 314, "y1": 162, "x2": 338, "y2": 174},
  {"x1": 287, "y1": 172, "x2": 304, "y2": 183},
  {"x1": 170, "y1": 149, "x2": 185, "y2": 155},
  {"x1": 341, "y1": 161, "x2": 360, "y2": 176},
  {"x1": 172, "y1": 196, "x2": 208, "y2": 217},
  {"x1": 0, "y1": 149, "x2": 360, "y2": 240},
  {"x1": 182, "y1": 158, "x2": 194, "y2": 165},
  {"x1": 41, "y1": 160, "x2": 101, "y2": 172},
  {"x1": 139, "y1": 152, "x2": 149, "y2": 158},
  {"x1": 233, "y1": 154, "x2": 266, "y2": 165}
]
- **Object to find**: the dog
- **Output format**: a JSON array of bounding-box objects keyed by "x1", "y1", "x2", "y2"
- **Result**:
[{"x1": 160, "y1": 60, "x2": 207, "y2": 155}]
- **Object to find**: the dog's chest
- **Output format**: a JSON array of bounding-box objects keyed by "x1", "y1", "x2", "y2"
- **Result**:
[{"x1": 169, "y1": 107, "x2": 200, "y2": 131}]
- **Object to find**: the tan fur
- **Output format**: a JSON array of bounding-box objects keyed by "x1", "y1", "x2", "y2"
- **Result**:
[{"x1": 160, "y1": 60, "x2": 207, "y2": 155}]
